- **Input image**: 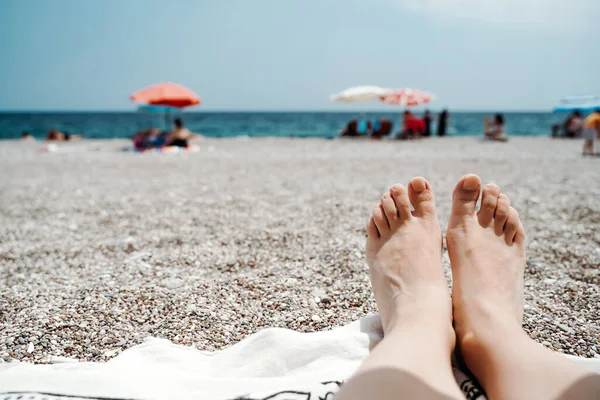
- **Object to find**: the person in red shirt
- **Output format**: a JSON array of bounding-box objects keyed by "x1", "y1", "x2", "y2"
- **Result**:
[{"x1": 399, "y1": 111, "x2": 425, "y2": 139}]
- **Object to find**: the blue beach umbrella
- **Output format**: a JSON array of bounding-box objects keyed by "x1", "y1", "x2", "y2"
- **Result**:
[
  {"x1": 137, "y1": 104, "x2": 180, "y2": 129},
  {"x1": 553, "y1": 95, "x2": 600, "y2": 113}
]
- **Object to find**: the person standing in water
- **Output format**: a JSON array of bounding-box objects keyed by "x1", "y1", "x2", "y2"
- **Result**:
[{"x1": 436, "y1": 109, "x2": 449, "y2": 136}]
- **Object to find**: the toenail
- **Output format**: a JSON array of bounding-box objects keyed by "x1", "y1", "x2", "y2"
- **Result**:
[
  {"x1": 410, "y1": 177, "x2": 427, "y2": 192},
  {"x1": 462, "y1": 175, "x2": 480, "y2": 191},
  {"x1": 391, "y1": 184, "x2": 405, "y2": 194}
]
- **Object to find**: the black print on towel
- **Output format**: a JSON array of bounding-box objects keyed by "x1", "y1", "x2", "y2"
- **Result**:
[
  {"x1": 234, "y1": 381, "x2": 342, "y2": 400},
  {"x1": 460, "y1": 378, "x2": 486, "y2": 400}
]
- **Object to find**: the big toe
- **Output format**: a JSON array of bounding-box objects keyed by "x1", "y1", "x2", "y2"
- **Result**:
[
  {"x1": 408, "y1": 176, "x2": 437, "y2": 219},
  {"x1": 451, "y1": 174, "x2": 481, "y2": 216}
]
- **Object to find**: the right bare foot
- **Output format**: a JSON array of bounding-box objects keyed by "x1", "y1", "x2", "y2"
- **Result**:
[{"x1": 446, "y1": 174, "x2": 526, "y2": 365}]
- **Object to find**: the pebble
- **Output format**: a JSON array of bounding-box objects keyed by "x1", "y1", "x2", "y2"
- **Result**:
[
  {"x1": 0, "y1": 139, "x2": 598, "y2": 363},
  {"x1": 555, "y1": 323, "x2": 574, "y2": 334}
]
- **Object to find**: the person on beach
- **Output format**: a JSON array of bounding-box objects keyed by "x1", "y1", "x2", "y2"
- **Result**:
[
  {"x1": 46, "y1": 128, "x2": 82, "y2": 142},
  {"x1": 564, "y1": 110, "x2": 584, "y2": 138},
  {"x1": 423, "y1": 110, "x2": 432, "y2": 137},
  {"x1": 132, "y1": 128, "x2": 162, "y2": 151},
  {"x1": 583, "y1": 109, "x2": 600, "y2": 156},
  {"x1": 371, "y1": 119, "x2": 393, "y2": 139},
  {"x1": 437, "y1": 109, "x2": 449, "y2": 136},
  {"x1": 398, "y1": 111, "x2": 425, "y2": 139},
  {"x1": 483, "y1": 114, "x2": 508, "y2": 141},
  {"x1": 165, "y1": 118, "x2": 202, "y2": 148},
  {"x1": 336, "y1": 174, "x2": 600, "y2": 400},
  {"x1": 356, "y1": 115, "x2": 371, "y2": 136},
  {"x1": 340, "y1": 120, "x2": 360, "y2": 137},
  {"x1": 46, "y1": 128, "x2": 67, "y2": 141},
  {"x1": 21, "y1": 131, "x2": 34, "y2": 141}
]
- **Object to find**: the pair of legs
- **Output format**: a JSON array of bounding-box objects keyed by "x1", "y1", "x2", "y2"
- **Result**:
[{"x1": 337, "y1": 175, "x2": 598, "y2": 399}]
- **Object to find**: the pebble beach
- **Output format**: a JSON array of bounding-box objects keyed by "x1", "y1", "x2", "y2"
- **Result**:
[{"x1": 0, "y1": 137, "x2": 599, "y2": 364}]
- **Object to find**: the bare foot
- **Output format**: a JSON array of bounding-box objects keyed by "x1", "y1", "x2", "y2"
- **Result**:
[
  {"x1": 447, "y1": 176, "x2": 600, "y2": 399},
  {"x1": 366, "y1": 177, "x2": 452, "y2": 335},
  {"x1": 446, "y1": 174, "x2": 526, "y2": 363}
]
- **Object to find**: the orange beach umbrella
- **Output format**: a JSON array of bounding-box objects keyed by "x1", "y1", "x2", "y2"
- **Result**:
[{"x1": 130, "y1": 82, "x2": 201, "y2": 108}]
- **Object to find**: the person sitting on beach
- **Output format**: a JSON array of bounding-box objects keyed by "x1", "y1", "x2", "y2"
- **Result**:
[
  {"x1": 371, "y1": 119, "x2": 393, "y2": 139},
  {"x1": 398, "y1": 111, "x2": 424, "y2": 139},
  {"x1": 339, "y1": 120, "x2": 360, "y2": 137},
  {"x1": 356, "y1": 116, "x2": 371, "y2": 136},
  {"x1": 583, "y1": 109, "x2": 600, "y2": 156},
  {"x1": 21, "y1": 131, "x2": 34, "y2": 141},
  {"x1": 165, "y1": 118, "x2": 202, "y2": 148},
  {"x1": 564, "y1": 110, "x2": 584, "y2": 138},
  {"x1": 336, "y1": 174, "x2": 600, "y2": 400},
  {"x1": 484, "y1": 114, "x2": 508, "y2": 141},
  {"x1": 46, "y1": 128, "x2": 67, "y2": 141},
  {"x1": 46, "y1": 128, "x2": 82, "y2": 142},
  {"x1": 132, "y1": 128, "x2": 165, "y2": 151}
]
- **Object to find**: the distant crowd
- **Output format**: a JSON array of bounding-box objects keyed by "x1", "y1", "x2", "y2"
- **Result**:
[
  {"x1": 340, "y1": 110, "x2": 509, "y2": 142},
  {"x1": 339, "y1": 110, "x2": 448, "y2": 139}
]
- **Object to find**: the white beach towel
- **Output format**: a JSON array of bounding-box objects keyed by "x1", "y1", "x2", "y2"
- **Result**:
[{"x1": 0, "y1": 314, "x2": 598, "y2": 400}]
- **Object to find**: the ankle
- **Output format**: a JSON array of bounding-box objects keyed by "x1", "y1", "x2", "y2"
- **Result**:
[
  {"x1": 389, "y1": 305, "x2": 456, "y2": 350},
  {"x1": 456, "y1": 304, "x2": 526, "y2": 368}
]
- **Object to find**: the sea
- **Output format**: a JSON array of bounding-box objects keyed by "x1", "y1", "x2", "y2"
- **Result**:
[{"x1": 0, "y1": 111, "x2": 567, "y2": 140}]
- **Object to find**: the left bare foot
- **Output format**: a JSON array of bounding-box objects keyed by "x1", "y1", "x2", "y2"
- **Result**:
[{"x1": 366, "y1": 177, "x2": 452, "y2": 336}]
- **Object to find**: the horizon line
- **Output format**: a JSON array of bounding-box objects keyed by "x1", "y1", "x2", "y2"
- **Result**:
[{"x1": 0, "y1": 108, "x2": 557, "y2": 113}]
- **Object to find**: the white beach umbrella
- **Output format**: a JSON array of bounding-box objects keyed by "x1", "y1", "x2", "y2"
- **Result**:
[{"x1": 330, "y1": 86, "x2": 394, "y2": 103}]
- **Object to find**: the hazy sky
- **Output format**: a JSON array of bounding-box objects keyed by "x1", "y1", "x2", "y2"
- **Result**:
[{"x1": 1, "y1": 0, "x2": 599, "y2": 111}]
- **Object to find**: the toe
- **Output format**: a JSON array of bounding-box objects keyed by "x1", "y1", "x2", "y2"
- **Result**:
[
  {"x1": 408, "y1": 177, "x2": 437, "y2": 218},
  {"x1": 451, "y1": 174, "x2": 481, "y2": 216},
  {"x1": 494, "y1": 194, "x2": 511, "y2": 235},
  {"x1": 372, "y1": 204, "x2": 390, "y2": 236},
  {"x1": 390, "y1": 184, "x2": 412, "y2": 222},
  {"x1": 366, "y1": 216, "x2": 379, "y2": 238},
  {"x1": 477, "y1": 183, "x2": 500, "y2": 227},
  {"x1": 503, "y1": 207, "x2": 520, "y2": 245},
  {"x1": 514, "y1": 221, "x2": 526, "y2": 246},
  {"x1": 381, "y1": 193, "x2": 399, "y2": 227}
]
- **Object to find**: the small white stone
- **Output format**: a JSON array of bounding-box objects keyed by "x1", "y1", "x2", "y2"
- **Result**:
[
  {"x1": 26, "y1": 343, "x2": 34, "y2": 353},
  {"x1": 311, "y1": 315, "x2": 322, "y2": 323}
]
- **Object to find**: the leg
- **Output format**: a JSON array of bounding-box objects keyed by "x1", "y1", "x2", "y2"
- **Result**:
[
  {"x1": 337, "y1": 178, "x2": 464, "y2": 400},
  {"x1": 583, "y1": 139, "x2": 593, "y2": 156},
  {"x1": 447, "y1": 174, "x2": 599, "y2": 400}
]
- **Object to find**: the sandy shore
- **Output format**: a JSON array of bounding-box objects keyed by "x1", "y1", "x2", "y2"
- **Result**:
[{"x1": 0, "y1": 137, "x2": 598, "y2": 363}]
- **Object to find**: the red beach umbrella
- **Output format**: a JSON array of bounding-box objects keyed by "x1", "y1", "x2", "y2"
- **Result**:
[
  {"x1": 381, "y1": 88, "x2": 435, "y2": 107},
  {"x1": 130, "y1": 82, "x2": 201, "y2": 108}
]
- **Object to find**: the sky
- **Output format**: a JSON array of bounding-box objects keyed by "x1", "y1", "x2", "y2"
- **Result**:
[{"x1": 0, "y1": 0, "x2": 599, "y2": 111}]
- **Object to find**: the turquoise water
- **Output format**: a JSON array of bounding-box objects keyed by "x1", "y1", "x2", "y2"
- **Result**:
[{"x1": 0, "y1": 111, "x2": 566, "y2": 140}]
